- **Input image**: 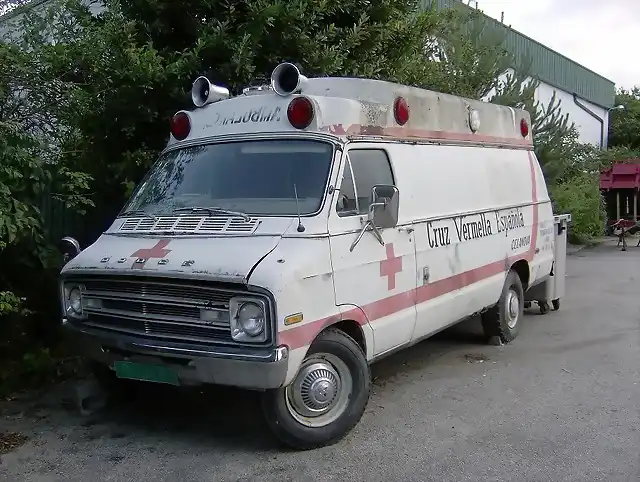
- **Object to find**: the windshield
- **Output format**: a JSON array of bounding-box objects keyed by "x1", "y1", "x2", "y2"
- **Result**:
[{"x1": 122, "y1": 139, "x2": 334, "y2": 216}]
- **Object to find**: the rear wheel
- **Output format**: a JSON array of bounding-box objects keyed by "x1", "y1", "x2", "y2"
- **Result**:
[
  {"x1": 481, "y1": 270, "x2": 524, "y2": 343},
  {"x1": 539, "y1": 301, "x2": 550, "y2": 314},
  {"x1": 261, "y1": 328, "x2": 371, "y2": 450}
]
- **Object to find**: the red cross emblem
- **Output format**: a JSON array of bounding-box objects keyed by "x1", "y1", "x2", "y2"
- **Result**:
[
  {"x1": 380, "y1": 243, "x2": 403, "y2": 291},
  {"x1": 130, "y1": 239, "x2": 172, "y2": 269}
]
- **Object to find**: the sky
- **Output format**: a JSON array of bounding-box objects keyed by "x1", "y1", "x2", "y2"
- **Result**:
[
  {"x1": 1, "y1": 0, "x2": 638, "y2": 90},
  {"x1": 474, "y1": 0, "x2": 639, "y2": 90},
  {"x1": 0, "y1": 0, "x2": 27, "y2": 16}
]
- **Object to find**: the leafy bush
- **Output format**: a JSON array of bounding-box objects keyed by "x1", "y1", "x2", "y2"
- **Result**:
[
  {"x1": 609, "y1": 87, "x2": 640, "y2": 151},
  {"x1": 0, "y1": 291, "x2": 25, "y2": 317},
  {"x1": 549, "y1": 173, "x2": 606, "y2": 244},
  {"x1": 0, "y1": 36, "x2": 92, "y2": 394}
]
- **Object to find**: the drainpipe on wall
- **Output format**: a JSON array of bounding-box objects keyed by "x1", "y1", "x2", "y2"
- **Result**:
[{"x1": 572, "y1": 93, "x2": 606, "y2": 148}]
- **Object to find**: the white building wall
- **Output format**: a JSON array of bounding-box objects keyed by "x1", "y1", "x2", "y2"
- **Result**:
[
  {"x1": 483, "y1": 68, "x2": 610, "y2": 148},
  {"x1": 535, "y1": 81, "x2": 610, "y2": 148}
]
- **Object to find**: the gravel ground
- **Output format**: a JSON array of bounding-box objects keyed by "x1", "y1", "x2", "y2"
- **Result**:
[{"x1": 1, "y1": 240, "x2": 639, "y2": 482}]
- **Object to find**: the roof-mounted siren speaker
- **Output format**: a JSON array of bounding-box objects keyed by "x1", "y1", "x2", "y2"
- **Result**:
[
  {"x1": 191, "y1": 76, "x2": 230, "y2": 107},
  {"x1": 271, "y1": 62, "x2": 308, "y2": 97}
]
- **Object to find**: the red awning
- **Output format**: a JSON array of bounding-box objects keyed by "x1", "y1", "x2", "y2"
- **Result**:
[{"x1": 600, "y1": 159, "x2": 640, "y2": 190}]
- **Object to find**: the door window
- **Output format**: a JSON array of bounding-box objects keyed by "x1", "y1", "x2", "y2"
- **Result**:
[{"x1": 336, "y1": 149, "x2": 395, "y2": 217}]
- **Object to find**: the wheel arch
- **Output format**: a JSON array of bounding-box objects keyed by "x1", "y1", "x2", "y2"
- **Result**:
[
  {"x1": 330, "y1": 319, "x2": 367, "y2": 356},
  {"x1": 283, "y1": 307, "x2": 373, "y2": 386},
  {"x1": 510, "y1": 259, "x2": 531, "y2": 290}
]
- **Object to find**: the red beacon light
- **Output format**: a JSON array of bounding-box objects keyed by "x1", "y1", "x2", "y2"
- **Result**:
[
  {"x1": 520, "y1": 118, "x2": 529, "y2": 138},
  {"x1": 287, "y1": 97, "x2": 314, "y2": 129},
  {"x1": 170, "y1": 111, "x2": 191, "y2": 140},
  {"x1": 394, "y1": 97, "x2": 410, "y2": 126}
]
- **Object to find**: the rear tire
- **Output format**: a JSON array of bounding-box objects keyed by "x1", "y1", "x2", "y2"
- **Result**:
[
  {"x1": 552, "y1": 299, "x2": 560, "y2": 311},
  {"x1": 261, "y1": 328, "x2": 371, "y2": 450},
  {"x1": 481, "y1": 270, "x2": 524, "y2": 344}
]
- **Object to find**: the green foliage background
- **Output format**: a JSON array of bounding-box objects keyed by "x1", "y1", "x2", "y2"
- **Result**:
[{"x1": 609, "y1": 87, "x2": 640, "y2": 151}]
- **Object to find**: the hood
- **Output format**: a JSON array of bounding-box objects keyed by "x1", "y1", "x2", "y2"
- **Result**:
[{"x1": 61, "y1": 233, "x2": 285, "y2": 283}]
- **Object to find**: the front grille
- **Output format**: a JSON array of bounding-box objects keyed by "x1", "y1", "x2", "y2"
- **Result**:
[{"x1": 66, "y1": 276, "x2": 271, "y2": 346}]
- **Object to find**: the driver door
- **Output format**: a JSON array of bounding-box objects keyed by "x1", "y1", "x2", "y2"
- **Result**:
[{"x1": 328, "y1": 147, "x2": 417, "y2": 357}]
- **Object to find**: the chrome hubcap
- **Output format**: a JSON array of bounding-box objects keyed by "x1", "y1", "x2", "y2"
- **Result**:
[
  {"x1": 285, "y1": 353, "x2": 353, "y2": 428},
  {"x1": 299, "y1": 363, "x2": 339, "y2": 411},
  {"x1": 506, "y1": 289, "x2": 520, "y2": 329}
]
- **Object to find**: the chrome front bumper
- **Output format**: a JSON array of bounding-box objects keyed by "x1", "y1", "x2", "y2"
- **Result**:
[{"x1": 62, "y1": 319, "x2": 289, "y2": 390}]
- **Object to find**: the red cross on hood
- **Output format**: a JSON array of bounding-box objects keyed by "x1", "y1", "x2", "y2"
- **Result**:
[{"x1": 61, "y1": 233, "x2": 283, "y2": 283}]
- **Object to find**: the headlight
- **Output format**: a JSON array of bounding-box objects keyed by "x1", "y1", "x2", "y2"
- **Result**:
[
  {"x1": 63, "y1": 284, "x2": 85, "y2": 319},
  {"x1": 238, "y1": 303, "x2": 265, "y2": 336},
  {"x1": 229, "y1": 298, "x2": 267, "y2": 343},
  {"x1": 69, "y1": 288, "x2": 82, "y2": 313}
]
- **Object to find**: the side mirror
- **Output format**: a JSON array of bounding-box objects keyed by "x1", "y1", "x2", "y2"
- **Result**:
[
  {"x1": 349, "y1": 184, "x2": 400, "y2": 252},
  {"x1": 368, "y1": 184, "x2": 399, "y2": 229},
  {"x1": 59, "y1": 236, "x2": 81, "y2": 263}
]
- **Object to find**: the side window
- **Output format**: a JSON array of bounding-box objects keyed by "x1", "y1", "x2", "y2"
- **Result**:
[
  {"x1": 336, "y1": 157, "x2": 358, "y2": 216},
  {"x1": 349, "y1": 149, "x2": 395, "y2": 215}
]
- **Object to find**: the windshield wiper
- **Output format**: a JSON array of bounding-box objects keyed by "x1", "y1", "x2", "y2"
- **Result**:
[
  {"x1": 119, "y1": 210, "x2": 158, "y2": 221},
  {"x1": 172, "y1": 206, "x2": 251, "y2": 222}
]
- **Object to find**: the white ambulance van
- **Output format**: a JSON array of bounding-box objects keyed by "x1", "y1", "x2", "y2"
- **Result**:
[{"x1": 59, "y1": 62, "x2": 557, "y2": 449}]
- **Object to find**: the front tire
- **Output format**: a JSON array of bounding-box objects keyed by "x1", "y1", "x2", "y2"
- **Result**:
[
  {"x1": 261, "y1": 328, "x2": 371, "y2": 450},
  {"x1": 481, "y1": 270, "x2": 524, "y2": 343}
]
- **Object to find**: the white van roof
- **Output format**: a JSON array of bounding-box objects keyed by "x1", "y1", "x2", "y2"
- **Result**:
[{"x1": 166, "y1": 63, "x2": 533, "y2": 149}]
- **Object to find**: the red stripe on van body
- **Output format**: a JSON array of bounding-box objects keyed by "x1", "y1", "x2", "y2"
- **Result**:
[
  {"x1": 323, "y1": 124, "x2": 533, "y2": 148},
  {"x1": 278, "y1": 150, "x2": 541, "y2": 350}
]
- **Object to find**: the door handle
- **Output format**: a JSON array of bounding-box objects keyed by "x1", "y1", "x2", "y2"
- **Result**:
[
  {"x1": 422, "y1": 267, "x2": 430, "y2": 284},
  {"x1": 398, "y1": 226, "x2": 414, "y2": 233}
]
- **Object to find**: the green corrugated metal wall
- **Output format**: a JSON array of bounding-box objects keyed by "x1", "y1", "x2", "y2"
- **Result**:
[
  {"x1": 37, "y1": 193, "x2": 114, "y2": 248},
  {"x1": 423, "y1": 0, "x2": 615, "y2": 108}
]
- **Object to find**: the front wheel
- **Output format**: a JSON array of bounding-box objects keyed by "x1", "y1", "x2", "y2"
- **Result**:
[{"x1": 261, "y1": 328, "x2": 371, "y2": 450}]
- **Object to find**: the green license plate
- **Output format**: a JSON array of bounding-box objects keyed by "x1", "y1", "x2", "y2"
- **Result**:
[{"x1": 114, "y1": 361, "x2": 180, "y2": 386}]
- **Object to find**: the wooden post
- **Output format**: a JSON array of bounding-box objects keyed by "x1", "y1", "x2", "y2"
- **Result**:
[{"x1": 616, "y1": 191, "x2": 621, "y2": 220}]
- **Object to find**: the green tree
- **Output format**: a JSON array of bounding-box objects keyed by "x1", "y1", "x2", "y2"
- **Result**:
[
  {"x1": 6, "y1": 0, "x2": 612, "y2": 277},
  {"x1": 0, "y1": 36, "x2": 91, "y2": 391},
  {"x1": 12, "y1": 0, "x2": 578, "y2": 212},
  {"x1": 609, "y1": 86, "x2": 640, "y2": 151},
  {"x1": 12, "y1": 0, "x2": 452, "y2": 208}
]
